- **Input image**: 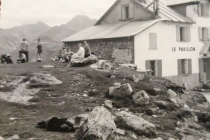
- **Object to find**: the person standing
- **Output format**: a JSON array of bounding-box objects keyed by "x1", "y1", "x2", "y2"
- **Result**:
[
  {"x1": 20, "y1": 38, "x2": 29, "y2": 62},
  {"x1": 37, "y1": 38, "x2": 43, "y2": 62}
]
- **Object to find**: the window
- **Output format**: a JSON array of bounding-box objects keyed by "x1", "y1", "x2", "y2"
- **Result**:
[
  {"x1": 176, "y1": 26, "x2": 190, "y2": 42},
  {"x1": 199, "y1": 27, "x2": 210, "y2": 41},
  {"x1": 118, "y1": 3, "x2": 134, "y2": 20},
  {"x1": 178, "y1": 59, "x2": 192, "y2": 75},
  {"x1": 122, "y1": 5, "x2": 129, "y2": 20},
  {"x1": 149, "y1": 33, "x2": 157, "y2": 50},
  {"x1": 145, "y1": 60, "x2": 162, "y2": 77},
  {"x1": 198, "y1": 3, "x2": 210, "y2": 17}
]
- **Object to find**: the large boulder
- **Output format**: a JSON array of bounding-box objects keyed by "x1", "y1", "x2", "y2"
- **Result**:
[
  {"x1": 109, "y1": 83, "x2": 133, "y2": 98},
  {"x1": 132, "y1": 90, "x2": 150, "y2": 105},
  {"x1": 76, "y1": 106, "x2": 116, "y2": 140},
  {"x1": 115, "y1": 111, "x2": 156, "y2": 137}
]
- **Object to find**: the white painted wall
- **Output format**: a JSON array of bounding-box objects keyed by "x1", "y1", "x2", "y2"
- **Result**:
[
  {"x1": 134, "y1": 21, "x2": 203, "y2": 77},
  {"x1": 186, "y1": 0, "x2": 210, "y2": 27}
]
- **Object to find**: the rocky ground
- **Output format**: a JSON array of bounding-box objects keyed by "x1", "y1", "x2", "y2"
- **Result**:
[{"x1": 0, "y1": 62, "x2": 210, "y2": 140}]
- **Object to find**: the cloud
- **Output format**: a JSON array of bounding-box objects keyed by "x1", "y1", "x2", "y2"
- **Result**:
[{"x1": 0, "y1": 0, "x2": 115, "y2": 29}]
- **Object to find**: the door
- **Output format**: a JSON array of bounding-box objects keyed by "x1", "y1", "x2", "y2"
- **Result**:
[{"x1": 204, "y1": 59, "x2": 210, "y2": 81}]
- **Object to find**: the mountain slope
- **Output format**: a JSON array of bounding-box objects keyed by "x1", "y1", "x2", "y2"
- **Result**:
[
  {"x1": 64, "y1": 15, "x2": 97, "y2": 31},
  {"x1": 0, "y1": 15, "x2": 97, "y2": 60}
]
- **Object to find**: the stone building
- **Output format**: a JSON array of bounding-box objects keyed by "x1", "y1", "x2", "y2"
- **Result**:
[{"x1": 63, "y1": 0, "x2": 210, "y2": 89}]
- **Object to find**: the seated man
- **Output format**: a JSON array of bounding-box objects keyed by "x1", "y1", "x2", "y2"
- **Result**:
[
  {"x1": 83, "y1": 41, "x2": 91, "y2": 58},
  {"x1": 17, "y1": 53, "x2": 26, "y2": 63},
  {"x1": 67, "y1": 43, "x2": 85, "y2": 66}
]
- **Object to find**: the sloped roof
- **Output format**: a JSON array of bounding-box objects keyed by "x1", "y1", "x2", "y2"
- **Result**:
[
  {"x1": 136, "y1": 0, "x2": 193, "y2": 22},
  {"x1": 62, "y1": 19, "x2": 159, "y2": 42},
  {"x1": 166, "y1": 0, "x2": 199, "y2": 6}
]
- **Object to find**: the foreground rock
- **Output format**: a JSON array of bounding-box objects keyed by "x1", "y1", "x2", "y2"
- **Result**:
[
  {"x1": 115, "y1": 111, "x2": 156, "y2": 137},
  {"x1": 76, "y1": 106, "x2": 116, "y2": 140},
  {"x1": 132, "y1": 90, "x2": 150, "y2": 105},
  {"x1": 30, "y1": 73, "x2": 62, "y2": 85},
  {"x1": 108, "y1": 83, "x2": 133, "y2": 98}
]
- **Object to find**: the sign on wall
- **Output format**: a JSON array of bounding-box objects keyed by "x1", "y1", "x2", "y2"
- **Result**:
[{"x1": 172, "y1": 47, "x2": 195, "y2": 52}]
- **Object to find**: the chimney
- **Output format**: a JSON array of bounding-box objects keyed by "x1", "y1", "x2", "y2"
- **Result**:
[{"x1": 153, "y1": 0, "x2": 159, "y2": 16}]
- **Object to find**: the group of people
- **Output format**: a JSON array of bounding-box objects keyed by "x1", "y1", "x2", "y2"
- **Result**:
[
  {"x1": 1, "y1": 38, "x2": 43, "y2": 64},
  {"x1": 17, "y1": 38, "x2": 42, "y2": 63},
  {"x1": 52, "y1": 41, "x2": 92, "y2": 66},
  {"x1": 1, "y1": 38, "x2": 92, "y2": 65}
]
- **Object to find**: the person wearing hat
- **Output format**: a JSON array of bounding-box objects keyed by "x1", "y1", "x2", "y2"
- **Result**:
[
  {"x1": 37, "y1": 38, "x2": 43, "y2": 62},
  {"x1": 20, "y1": 38, "x2": 29, "y2": 62}
]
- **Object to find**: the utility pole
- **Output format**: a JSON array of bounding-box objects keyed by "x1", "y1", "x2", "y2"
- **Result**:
[{"x1": 153, "y1": 0, "x2": 159, "y2": 17}]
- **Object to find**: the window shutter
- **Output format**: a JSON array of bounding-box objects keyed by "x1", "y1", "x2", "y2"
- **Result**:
[
  {"x1": 149, "y1": 33, "x2": 157, "y2": 50},
  {"x1": 178, "y1": 59, "x2": 182, "y2": 75},
  {"x1": 198, "y1": 3, "x2": 201, "y2": 16},
  {"x1": 186, "y1": 26, "x2": 191, "y2": 42},
  {"x1": 157, "y1": 60, "x2": 162, "y2": 77},
  {"x1": 199, "y1": 58, "x2": 205, "y2": 82},
  {"x1": 176, "y1": 26, "x2": 180, "y2": 42},
  {"x1": 118, "y1": 5, "x2": 122, "y2": 20},
  {"x1": 145, "y1": 60, "x2": 151, "y2": 70},
  {"x1": 207, "y1": 4, "x2": 210, "y2": 17},
  {"x1": 198, "y1": 27, "x2": 202, "y2": 41},
  {"x1": 208, "y1": 28, "x2": 210, "y2": 40},
  {"x1": 188, "y1": 59, "x2": 192, "y2": 74},
  {"x1": 129, "y1": 3, "x2": 134, "y2": 19},
  {"x1": 199, "y1": 58, "x2": 204, "y2": 73}
]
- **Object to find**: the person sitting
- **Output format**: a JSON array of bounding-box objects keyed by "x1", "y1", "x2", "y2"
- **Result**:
[
  {"x1": 5, "y1": 54, "x2": 13, "y2": 64},
  {"x1": 63, "y1": 47, "x2": 73, "y2": 62},
  {"x1": 83, "y1": 41, "x2": 91, "y2": 58},
  {"x1": 67, "y1": 43, "x2": 85, "y2": 66},
  {"x1": 1, "y1": 54, "x2": 7, "y2": 64},
  {"x1": 17, "y1": 53, "x2": 26, "y2": 63}
]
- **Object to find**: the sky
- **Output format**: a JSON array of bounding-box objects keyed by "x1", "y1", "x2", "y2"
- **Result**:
[{"x1": 0, "y1": 0, "x2": 116, "y2": 29}]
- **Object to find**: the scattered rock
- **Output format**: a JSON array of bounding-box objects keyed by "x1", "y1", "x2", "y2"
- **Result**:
[
  {"x1": 104, "y1": 100, "x2": 113, "y2": 109},
  {"x1": 7, "y1": 134, "x2": 20, "y2": 140},
  {"x1": 154, "y1": 101, "x2": 167, "y2": 109},
  {"x1": 42, "y1": 65, "x2": 55, "y2": 69},
  {"x1": 131, "y1": 133, "x2": 138, "y2": 139},
  {"x1": 115, "y1": 111, "x2": 156, "y2": 137},
  {"x1": 170, "y1": 99, "x2": 178, "y2": 105},
  {"x1": 76, "y1": 106, "x2": 116, "y2": 140},
  {"x1": 88, "y1": 89, "x2": 98, "y2": 96},
  {"x1": 30, "y1": 73, "x2": 62, "y2": 85},
  {"x1": 132, "y1": 74, "x2": 144, "y2": 82},
  {"x1": 154, "y1": 88, "x2": 161, "y2": 91},
  {"x1": 0, "y1": 136, "x2": 4, "y2": 140},
  {"x1": 132, "y1": 90, "x2": 150, "y2": 105},
  {"x1": 118, "y1": 64, "x2": 137, "y2": 70},
  {"x1": 167, "y1": 89, "x2": 177, "y2": 97},
  {"x1": 109, "y1": 83, "x2": 133, "y2": 98},
  {"x1": 114, "y1": 128, "x2": 125, "y2": 135},
  {"x1": 182, "y1": 104, "x2": 191, "y2": 111}
]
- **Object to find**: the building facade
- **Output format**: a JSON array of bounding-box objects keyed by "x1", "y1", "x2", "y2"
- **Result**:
[{"x1": 63, "y1": 0, "x2": 210, "y2": 89}]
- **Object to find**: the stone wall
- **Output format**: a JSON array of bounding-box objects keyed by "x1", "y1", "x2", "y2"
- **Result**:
[
  {"x1": 165, "y1": 73, "x2": 201, "y2": 90},
  {"x1": 65, "y1": 37, "x2": 134, "y2": 63}
]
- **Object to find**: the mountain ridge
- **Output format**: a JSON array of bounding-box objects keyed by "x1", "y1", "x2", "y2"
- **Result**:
[{"x1": 0, "y1": 15, "x2": 97, "y2": 60}]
